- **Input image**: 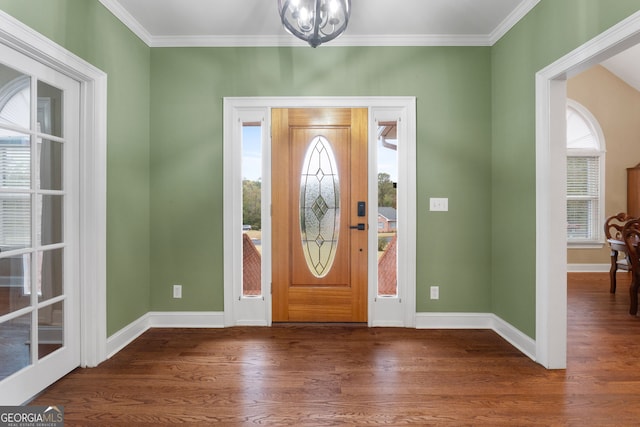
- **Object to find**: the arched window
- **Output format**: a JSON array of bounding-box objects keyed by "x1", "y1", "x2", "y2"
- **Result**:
[{"x1": 566, "y1": 100, "x2": 605, "y2": 245}]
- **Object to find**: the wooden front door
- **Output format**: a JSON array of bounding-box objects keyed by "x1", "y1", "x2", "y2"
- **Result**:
[{"x1": 272, "y1": 108, "x2": 368, "y2": 322}]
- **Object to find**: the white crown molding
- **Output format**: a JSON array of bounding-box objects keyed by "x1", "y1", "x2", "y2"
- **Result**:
[
  {"x1": 149, "y1": 33, "x2": 493, "y2": 48},
  {"x1": 150, "y1": 34, "x2": 301, "y2": 48},
  {"x1": 325, "y1": 34, "x2": 492, "y2": 47},
  {"x1": 489, "y1": 0, "x2": 541, "y2": 45},
  {"x1": 97, "y1": 0, "x2": 535, "y2": 48},
  {"x1": 98, "y1": 0, "x2": 153, "y2": 46}
]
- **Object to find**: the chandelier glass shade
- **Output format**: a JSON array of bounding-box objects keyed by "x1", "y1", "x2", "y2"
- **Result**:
[{"x1": 277, "y1": 0, "x2": 351, "y2": 48}]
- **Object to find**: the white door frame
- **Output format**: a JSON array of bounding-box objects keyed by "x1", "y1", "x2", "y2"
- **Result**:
[
  {"x1": 0, "y1": 9, "x2": 107, "y2": 403},
  {"x1": 536, "y1": 10, "x2": 640, "y2": 368},
  {"x1": 223, "y1": 97, "x2": 416, "y2": 327}
]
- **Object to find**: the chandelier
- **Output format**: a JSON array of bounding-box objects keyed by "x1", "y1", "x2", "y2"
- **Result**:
[{"x1": 277, "y1": 0, "x2": 351, "y2": 48}]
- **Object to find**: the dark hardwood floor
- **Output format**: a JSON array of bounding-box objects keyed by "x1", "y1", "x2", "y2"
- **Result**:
[{"x1": 30, "y1": 273, "x2": 640, "y2": 425}]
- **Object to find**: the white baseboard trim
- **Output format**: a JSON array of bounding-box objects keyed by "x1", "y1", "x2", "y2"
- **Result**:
[
  {"x1": 491, "y1": 315, "x2": 537, "y2": 361},
  {"x1": 147, "y1": 311, "x2": 225, "y2": 328},
  {"x1": 371, "y1": 320, "x2": 407, "y2": 327},
  {"x1": 106, "y1": 312, "x2": 150, "y2": 359},
  {"x1": 106, "y1": 311, "x2": 224, "y2": 359},
  {"x1": 567, "y1": 263, "x2": 609, "y2": 272},
  {"x1": 416, "y1": 312, "x2": 494, "y2": 329},
  {"x1": 107, "y1": 311, "x2": 535, "y2": 364},
  {"x1": 415, "y1": 312, "x2": 536, "y2": 362}
]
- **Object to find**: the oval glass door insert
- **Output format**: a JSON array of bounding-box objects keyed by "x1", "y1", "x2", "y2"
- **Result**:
[{"x1": 299, "y1": 135, "x2": 340, "y2": 278}]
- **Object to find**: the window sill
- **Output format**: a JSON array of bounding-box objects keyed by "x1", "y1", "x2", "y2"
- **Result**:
[{"x1": 567, "y1": 242, "x2": 605, "y2": 249}]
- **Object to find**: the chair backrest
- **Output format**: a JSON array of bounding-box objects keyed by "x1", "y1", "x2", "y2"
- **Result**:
[
  {"x1": 605, "y1": 212, "x2": 635, "y2": 241},
  {"x1": 622, "y1": 219, "x2": 640, "y2": 274}
]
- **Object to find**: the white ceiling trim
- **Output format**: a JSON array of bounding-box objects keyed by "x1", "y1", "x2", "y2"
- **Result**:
[
  {"x1": 98, "y1": 0, "x2": 153, "y2": 46},
  {"x1": 150, "y1": 34, "x2": 494, "y2": 48},
  {"x1": 99, "y1": 0, "x2": 541, "y2": 48},
  {"x1": 489, "y1": 0, "x2": 541, "y2": 45}
]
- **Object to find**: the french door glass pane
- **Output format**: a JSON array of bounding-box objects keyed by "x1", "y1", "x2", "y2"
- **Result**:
[
  {"x1": 0, "y1": 312, "x2": 31, "y2": 380},
  {"x1": 38, "y1": 194, "x2": 63, "y2": 246},
  {"x1": 242, "y1": 123, "x2": 262, "y2": 296},
  {"x1": 38, "y1": 139, "x2": 63, "y2": 191},
  {"x1": 0, "y1": 132, "x2": 30, "y2": 189},
  {"x1": 37, "y1": 81, "x2": 63, "y2": 137},
  {"x1": 0, "y1": 254, "x2": 30, "y2": 316},
  {"x1": 0, "y1": 193, "x2": 30, "y2": 250},
  {"x1": 38, "y1": 300, "x2": 63, "y2": 359},
  {"x1": 38, "y1": 249, "x2": 63, "y2": 302},
  {"x1": 0, "y1": 64, "x2": 30, "y2": 130},
  {"x1": 377, "y1": 121, "x2": 398, "y2": 297}
]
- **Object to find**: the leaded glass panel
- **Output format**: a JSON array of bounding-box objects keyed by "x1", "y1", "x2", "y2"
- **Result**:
[{"x1": 299, "y1": 136, "x2": 339, "y2": 278}]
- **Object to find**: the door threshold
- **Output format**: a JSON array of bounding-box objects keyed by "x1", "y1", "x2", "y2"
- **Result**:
[{"x1": 272, "y1": 322, "x2": 368, "y2": 327}]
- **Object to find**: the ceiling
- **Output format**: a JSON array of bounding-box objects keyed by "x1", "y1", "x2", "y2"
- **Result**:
[
  {"x1": 98, "y1": 0, "x2": 541, "y2": 47},
  {"x1": 97, "y1": 0, "x2": 640, "y2": 91},
  {"x1": 602, "y1": 44, "x2": 640, "y2": 92}
]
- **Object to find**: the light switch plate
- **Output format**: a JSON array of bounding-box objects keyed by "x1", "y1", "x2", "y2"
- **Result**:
[{"x1": 429, "y1": 198, "x2": 448, "y2": 211}]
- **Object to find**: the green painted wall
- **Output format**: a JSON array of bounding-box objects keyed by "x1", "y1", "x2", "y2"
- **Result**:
[
  {"x1": 149, "y1": 47, "x2": 493, "y2": 312},
  {"x1": 4, "y1": 0, "x2": 640, "y2": 341},
  {"x1": 491, "y1": 0, "x2": 640, "y2": 337},
  {"x1": 0, "y1": 0, "x2": 152, "y2": 335}
]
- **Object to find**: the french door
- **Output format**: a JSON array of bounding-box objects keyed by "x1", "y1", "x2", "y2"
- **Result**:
[{"x1": 0, "y1": 43, "x2": 80, "y2": 403}]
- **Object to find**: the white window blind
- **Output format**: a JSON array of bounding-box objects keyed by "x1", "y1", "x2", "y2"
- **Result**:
[
  {"x1": 567, "y1": 156, "x2": 599, "y2": 241},
  {"x1": 0, "y1": 136, "x2": 31, "y2": 249},
  {"x1": 566, "y1": 101, "x2": 604, "y2": 244}
]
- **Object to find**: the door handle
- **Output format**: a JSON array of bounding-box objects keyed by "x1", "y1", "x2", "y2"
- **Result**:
[{"x1": 350, "y1": 223, "x2": 366, "y2": 230}]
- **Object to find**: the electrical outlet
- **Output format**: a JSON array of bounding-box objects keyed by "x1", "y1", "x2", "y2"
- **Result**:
[
  {"x1": 173, "y1": 284, "x2": 182, "y2": 299},
  {"x1": 430, "y1": 286, "x2": 439, "y2": 300}
]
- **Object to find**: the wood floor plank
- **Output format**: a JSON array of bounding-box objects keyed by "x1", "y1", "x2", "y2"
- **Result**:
[{"x1": 27, "y1": 273, "x2": 640, "y2": 425}]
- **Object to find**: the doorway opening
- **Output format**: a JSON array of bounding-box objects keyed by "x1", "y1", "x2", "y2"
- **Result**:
[{"x1": 536, "y1": 11, "x2": 640, "y2": 368}]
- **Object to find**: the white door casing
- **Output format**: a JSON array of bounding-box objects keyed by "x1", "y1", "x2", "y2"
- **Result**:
[
  {"x1": 535, "y1": 10, "x2": 640, "y2": 368},
  {"x1": 223, "y1": 97, "x2": 416, "y2": 327}
]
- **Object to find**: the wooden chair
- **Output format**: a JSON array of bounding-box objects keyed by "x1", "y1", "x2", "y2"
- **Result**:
[
  {"x1": 622, "y1": 218, "x2": 640, "y2": 315},
  {"x1": 604, "y1": 213, "x2": 634, "y2": 293}
]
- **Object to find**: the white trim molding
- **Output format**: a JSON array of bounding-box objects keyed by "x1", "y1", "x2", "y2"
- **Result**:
[
  {"x1": 151, "y1": 33, "x2": 496, "y2": 48},
  {"x1": 223, "y1": 97, "x2": 416, "y2": 328},
  {"x1": 488, "y1": 0, "x2": 541, "y2": 45},
  {"x1": 98, "y1": 0, "x2": 153, "y2": 46},
  {"x1": 108, "y1": 312, "x2": 534, "y2": 362},
  {"x1": 567, "y1": 263, "x2": 610, "y2": 273},
  {"x1": 106, "y1": 312, "x2": 225, "y2": 358},
  {"x1": 0, "y1": 10, "x2": 108, "y2": 367},
  {"x1": 536, "y1": 10, "x2": 640, "y2": 369},
  {"x1": 416, "y1": 313, "x2": 536, "y2": 362},
  {"x1": 99, "y1": 0, "x2": 540, "y2": 48}
]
